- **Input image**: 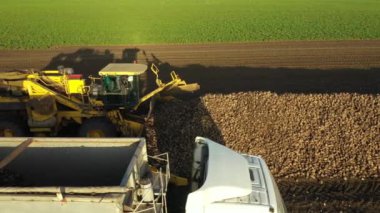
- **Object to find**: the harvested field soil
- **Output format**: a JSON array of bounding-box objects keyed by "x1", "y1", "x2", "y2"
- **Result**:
[{"x1": 1, "y1": 40, "x2": 380, "y2": 71}]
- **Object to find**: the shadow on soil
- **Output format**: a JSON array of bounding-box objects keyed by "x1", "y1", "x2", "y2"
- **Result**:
[
  {"x1": 156, "y1": 64, "x2": 380, "y2": 95},
  {"x1": 44, "y1": 48, "x2": 141, "y2": 77},
  {"x1": 43, "y1": 48, "x2": 380, "y2": 212},
  {"x1": 44, "y1": 48, "x2": 380, "y2": 94}
]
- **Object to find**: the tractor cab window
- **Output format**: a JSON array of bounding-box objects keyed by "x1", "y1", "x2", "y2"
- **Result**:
[
  {"x1": 103, "y1": 76, "x2": 137, "y2": 93},
  {"x1": 101, "y1": 75, "x2": 139, "y2": 108},
  {"x1": 124, "y1": 76, "x2": 139, "y2": 106},
  {"x1": 103, "y1": 76, "x2": 121, "y2": 93}
]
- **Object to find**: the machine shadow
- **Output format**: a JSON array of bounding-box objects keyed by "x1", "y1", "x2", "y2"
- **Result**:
[
  {"x1": 156, "y1": 64, "x2": 380, "y2": 95},
  {"x1": 44, "y1": 49, "x2": 115, "y2": 77},
  {"x1": 44, "y1": 48, "x2": 141, "y2": 77},
  {"x1": 44, "y1": 48, "x2": 380, "y2": 95}
]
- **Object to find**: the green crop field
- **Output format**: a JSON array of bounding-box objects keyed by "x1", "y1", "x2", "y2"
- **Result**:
[{"x1": 0, "y1": 0, "x2": 379, "y2": 49}]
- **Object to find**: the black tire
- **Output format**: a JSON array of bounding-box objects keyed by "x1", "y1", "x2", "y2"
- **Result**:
[
  {"x1": 0, "y1": 119, "x2": 28, "y2": 137},
  {"x1": 78, "y1": 117, "x2": 118, "y2": 137}
]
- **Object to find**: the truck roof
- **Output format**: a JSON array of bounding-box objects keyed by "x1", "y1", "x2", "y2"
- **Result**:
[
  {"x1": 99, "y1": 63, "x2": 147, "y2": 76},
  {"x1": 188, "y1": 137, "x2": 252, "y2": 201},
  {"x1": 186, "y1": 137, "x2": 286, "y2": 213}
]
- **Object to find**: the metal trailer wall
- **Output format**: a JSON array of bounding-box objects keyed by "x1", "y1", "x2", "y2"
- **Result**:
[{"x1": 0, "y1": 137, "x2": 149, "y2": 213}]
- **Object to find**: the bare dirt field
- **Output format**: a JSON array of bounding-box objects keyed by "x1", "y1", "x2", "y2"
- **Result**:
[
  {"x1": 1, "y1": 40, "x2": 380, "y2": 212},
  {"x1": 1, "y1": 40, "x2": 380, "y2": 71}
]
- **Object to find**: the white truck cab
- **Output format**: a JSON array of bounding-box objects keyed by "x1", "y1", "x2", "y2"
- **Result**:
[{"x1": 186, "y1": 137, "x2": 286, "y2": 213}]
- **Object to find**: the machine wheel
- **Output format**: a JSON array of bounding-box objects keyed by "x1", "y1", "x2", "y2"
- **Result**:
[
  {"x1": 0, "y1": 119, "x2": 28, "y2": 137},
  {"x1": 78, "y1": 117, "x2": 118, "y2": 137}
]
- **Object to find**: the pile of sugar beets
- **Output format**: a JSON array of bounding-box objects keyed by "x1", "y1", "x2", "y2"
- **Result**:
[{"x1": 146, "y1": 92, "x2": 379, "y2": 180}]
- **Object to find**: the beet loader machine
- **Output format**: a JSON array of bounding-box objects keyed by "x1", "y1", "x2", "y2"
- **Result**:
[{"x1": 0, "y1": 63, "x2": 199, "y2": 137}]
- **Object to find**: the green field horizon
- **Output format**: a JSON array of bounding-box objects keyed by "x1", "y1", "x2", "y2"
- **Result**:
[{"x1": 0, "y1": 0, "x2": 379, "y2": 49}]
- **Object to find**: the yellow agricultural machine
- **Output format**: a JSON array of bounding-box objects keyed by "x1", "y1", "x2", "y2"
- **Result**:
[{"x1": 0, "y1": 63, "x2": 199, "y2": 137}]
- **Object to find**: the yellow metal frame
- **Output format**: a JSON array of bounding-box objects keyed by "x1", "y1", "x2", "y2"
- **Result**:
[{"x1": 0, "y1": 63, "x2": 199, "y2": 137}]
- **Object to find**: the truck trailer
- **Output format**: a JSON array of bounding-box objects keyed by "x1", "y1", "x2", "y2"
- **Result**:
[
  {"x1": 0, "y1": 137, "x2": 169, "y2": 213},
  {"x1": 0, "y1": 137, "x2": 286, "y2": 213}
]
